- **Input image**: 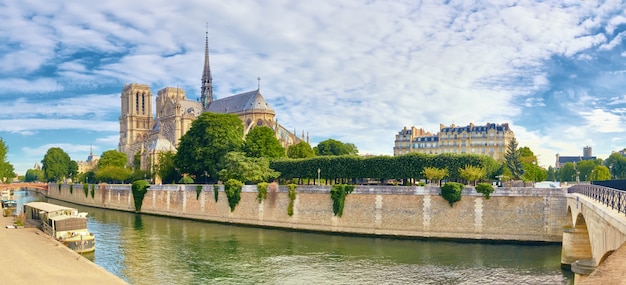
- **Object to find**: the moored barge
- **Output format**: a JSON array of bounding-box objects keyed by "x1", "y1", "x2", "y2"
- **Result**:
[{"x1": 23, "y1": 202, "x2": 95, "y2": 253}]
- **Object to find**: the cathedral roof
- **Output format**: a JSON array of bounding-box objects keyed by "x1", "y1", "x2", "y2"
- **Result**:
[
  {"x1": 149, "y1": 135, "x2": 175, "y2": 152},
  {"x1": 206, "y1": 89, "x2": 274, "y2": 114}
]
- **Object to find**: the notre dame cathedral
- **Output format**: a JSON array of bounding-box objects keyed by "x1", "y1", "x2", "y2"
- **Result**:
[{"x1": 118, "y1": 32, "x2": 306, "y2": 178}]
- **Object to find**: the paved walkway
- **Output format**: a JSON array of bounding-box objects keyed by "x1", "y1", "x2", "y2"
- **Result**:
[{"x1": 0, "y1": 214, "x2": 127, "y2": 285}]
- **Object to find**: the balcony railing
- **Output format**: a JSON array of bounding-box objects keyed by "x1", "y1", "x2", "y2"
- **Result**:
[{"x1": 569, "y1": 184, "x2": 626, "y2": 216}]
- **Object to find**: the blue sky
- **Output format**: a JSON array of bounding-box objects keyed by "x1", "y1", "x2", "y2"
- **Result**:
[{"x1": 2, "y1": 0, "x2": 626, "y2": 175}]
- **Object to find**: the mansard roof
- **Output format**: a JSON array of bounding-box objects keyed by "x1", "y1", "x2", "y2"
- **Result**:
[
  {"x1": 206, "y1": 89, "x2": 274, "y2": 114},
  {"x1": 440, "y1": 123, "x2": 511, "y2": 133}
]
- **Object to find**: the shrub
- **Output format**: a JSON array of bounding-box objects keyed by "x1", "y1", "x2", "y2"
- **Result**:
[
  {"x1": 440, "y1": 182, "x2": 464, "y2": 207},
  {"x1": 287, "y1": 184, "x2": 297, "y2": 216},
  {"x1": 131, "y1": 180, "x2": 150, "y2": 212},
  {"x1": 213, "y1": 184, "x2": 219, "y2": 202},
  {"x1": 178, "y1": 175, "x2": 194, "y2": 184},
  {"x1": 224, "y1": 179, "x2": 243, "y2": 212},
  {"x1": 69, "y1": 184, "x2": 73, "y2": 194},
  {"x1": 417, "y1": 181, "x2": 426, "y2": 186},
  {"x1": 58, "y1": 184, "x2": 62, "y2": 192},
  {"x1": 196, "y1": 185, "x2": 202, "y2": 200},
  {"x1": 257, "y1": 182, "x2": 269, "y2": 203},
  {"x1": 330, "y1": 184, "x2": 355, "y2": 217},
  {"x1": 475, "y1": 183, "x2": 494, "y2": 199},
  {"x1": 90, "y1": 184, "x2": 95, "y2": 199},
  {"x1": 83, "y1": 183, "x2": 89, "y2": 197}
]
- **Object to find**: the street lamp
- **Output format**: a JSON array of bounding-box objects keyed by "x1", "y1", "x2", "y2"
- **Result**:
[{"x1": 204, "y1": 171, "x2": 208, "y2": 184}]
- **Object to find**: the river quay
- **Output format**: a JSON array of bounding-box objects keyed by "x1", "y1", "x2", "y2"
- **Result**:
[{"x1": 0, "y1": 214, "x2": 127, "y2": 285}]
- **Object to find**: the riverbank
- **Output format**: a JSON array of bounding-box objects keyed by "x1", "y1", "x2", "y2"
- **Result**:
[{"x1": 0, "y1": 214, "x2": 127, "y2": 285}]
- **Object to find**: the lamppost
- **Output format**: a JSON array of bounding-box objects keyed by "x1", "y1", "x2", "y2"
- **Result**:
[{"x1": 204, "y1": 171, "x2": 208, "y2": 184}]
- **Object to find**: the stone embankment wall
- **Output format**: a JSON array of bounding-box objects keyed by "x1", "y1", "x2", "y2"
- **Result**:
[{"x1": 46, "y1": 184, "x2": 568, "y2": 242}]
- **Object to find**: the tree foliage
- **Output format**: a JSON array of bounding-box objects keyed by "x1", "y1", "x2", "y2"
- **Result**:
[
  {"x1": 591, "y1": 165, "x2": 611, "y2": 181},
  {"x1": 155, "y1": 151, "x2": 180, "y2": 184},
  {"x1": 459, "y1": 165, "x2": 485, "y2": 185},
  {"x1": 287, "y1": 141, "x2": 315, "y2": 159},
  {"x1": 0, "y1": 138, "x2": 14, "y2": 183},
  {"x1": 314, "y1": 139, "x2": 358, "y2": 156},
  {"x1": 440, "y1": 182, "x2": 464, "y2": 207},
  {"x1": 504, "y1": 138, "x2": 524, "y2": 180},
  {"x1": 131, "y1": 180, "x2": 150, "y2": 212},
  {"x1": 175, "y1": 112, "x2": 244, "y2": 181},
  {"x1": 42, "y1": 147, "x2": 72, "y2": 182},
  {"x1": 224, "y1": 179, "x2": 243, "y2": 212},
  {"x1": 330, "y1": 184, "x2": 354, "y2": 217},
  {"x1": 559, "y1": 162, "x2": 577, "y2": 182},
  {"x1": 98, "y1": 150, "x2": 128, "y2": 169},
  {"x1": 243, "y1": 126, "x2": 286, "y2": 158},
  {"x1": 218, "y1": 152, "x2": 279, "y2": 184},
  {"x1": 24, "y1": 168, "x2": 44, "y2": 182},
  {"x1": 475, "y1": 183, "x2": 494, "y2": 199},
  {"x1": 605, "y1": 152, "x2": 626, "y2": 179},
  {"x1": 271, "y1": 152, "x2": 497, "y2": 184},
  {"x1": 96, "y1": 165, "x2": 132, "y2": 183},
  {"x1": 423, "y1": 167, "x2": 448, "y2": 185}
]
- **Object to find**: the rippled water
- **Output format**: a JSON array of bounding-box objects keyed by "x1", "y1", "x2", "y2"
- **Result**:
[{"x1": 17, "y1": 191, "x2": 573, "y2": 284}]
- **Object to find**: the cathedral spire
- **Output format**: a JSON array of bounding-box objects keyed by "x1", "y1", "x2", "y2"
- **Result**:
[{"x1": 200, "y1": 24, "x2": 213, "y2": 111}]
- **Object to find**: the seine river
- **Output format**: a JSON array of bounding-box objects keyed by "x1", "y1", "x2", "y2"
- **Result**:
[{"x1": 17, "y1": 190, "x2": 573, "y2": 284}]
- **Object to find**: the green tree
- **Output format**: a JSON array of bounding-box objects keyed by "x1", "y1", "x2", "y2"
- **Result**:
[
  {"x1": 504, "y1": 138, "x2": 524, "y2": 180},
  {"x1": 98, "y1": 150, "x2": 128, "y2": 168},
  {"x1": 24, "y1": 169, "x2": 44, "y2": 182},
  {"x1": 42, "y1": 147, "x2": 72, "y2": 182},
  {"x1": 559, "y1": 162, "x2": 577, "y2": 182},
  {"x1": 576, "y1": 160, "x2": 598, "y2": 181},
  {"x1": 591, "y1": 165, "x2": 611, "y2": 181},
  {"x1": 175, "y1": 113, "x2": 244, "y2": 180},
  {"x1": 218, "y1": 152, "x2": 279, "y2": 184},
  {"x1": 287, "y1": 141, "x2": 315, "y2": 159},
  {"x1": 0, "y1": 138, "x2": 14, "y2": 183},
  {"x1": 547, "y1": 166, "x2": 556, "y2": 181},
  {"x1": 96, "y1": 165, "x2": 132, "y2": 183},
  {"x1": 133, "y1": 151, "x2": 141, "y2": 171},
  {"x1": 155, "y1": 151, "x2": 180, "y2": 184},
  {"x1": 243, "y1": 126, "x2": 286, "y2": 158},
  {"x1": 459, "y1": 165, "x2": 485, "y2": 185},
  {"x1": 604, "y1": 152, "x2": 626, "y2": 179},
  {"x1": 422, "y1": 167, "x2": 448, "y2": 185},
  {"x1": 314, "y1": 139, "x2": 358, "y2": 156}
]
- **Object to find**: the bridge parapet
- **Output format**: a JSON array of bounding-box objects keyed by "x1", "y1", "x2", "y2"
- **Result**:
[{"x1": 569, "y1": 184, "x2": 626, "y2": 216}]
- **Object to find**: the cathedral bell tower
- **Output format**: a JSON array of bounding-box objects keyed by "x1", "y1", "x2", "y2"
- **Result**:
[{"x1": 118, "y1": 83, "x2": 153, "y2": 156}]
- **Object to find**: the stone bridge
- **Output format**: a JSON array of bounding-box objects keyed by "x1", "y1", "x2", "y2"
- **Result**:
[
  {"x1": 564, "y1": 184, "x2": 626, "y2": 284},
  {"x1": 0, "y1": 182, "x2": 48, "y2": 192}
]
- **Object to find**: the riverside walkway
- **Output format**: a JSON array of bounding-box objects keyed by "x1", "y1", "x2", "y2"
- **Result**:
[{"x1": 0, "y1": 214, "x2": 127, "y2": 285}]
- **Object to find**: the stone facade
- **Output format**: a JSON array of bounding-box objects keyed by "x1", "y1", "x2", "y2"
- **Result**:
[
  {"x1": 394, "y1": 122, "x2": 515, "y2": 161},
  {"x1": 48, "y1": 184, "x2": 568, "y2": 242}
]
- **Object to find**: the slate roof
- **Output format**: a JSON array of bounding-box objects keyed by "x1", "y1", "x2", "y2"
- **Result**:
[
  {"x1": 207, "y1": 90, "x2": 274, "y2": 114},
  {"x1": 149, "y1": 135, "x2": 175, "y2": 152},
  {"x1": 558, "y1": 156, "x2": 596, "y2": 164},
  {"x1": 441, "y1": 123, "x2": 510, "y2": 133}
]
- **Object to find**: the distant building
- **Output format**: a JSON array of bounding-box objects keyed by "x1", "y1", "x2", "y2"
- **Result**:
[
  {"x1": 394, "y1": 122, "x2": 515, "y2": 161},
  {"x1": 555, "y1": 146, "x2": 596, "y2": 169},
  {"x1": 77, "y1": 146, "x2": 100, "y2": 174}
]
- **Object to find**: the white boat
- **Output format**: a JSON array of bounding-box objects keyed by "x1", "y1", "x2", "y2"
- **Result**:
[{"x1": 23, "y1": 202, "x2": 95, "y2": 253}]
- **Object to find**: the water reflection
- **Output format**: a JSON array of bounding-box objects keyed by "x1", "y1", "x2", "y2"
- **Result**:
[{"x1": 19, "y1": 191, "x2": 573, "y2": 284}]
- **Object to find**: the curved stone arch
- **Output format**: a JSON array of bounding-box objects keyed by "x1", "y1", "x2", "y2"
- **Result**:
[{"x1": 598, "y1": 249, "x2": 616, "y2": 265}]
